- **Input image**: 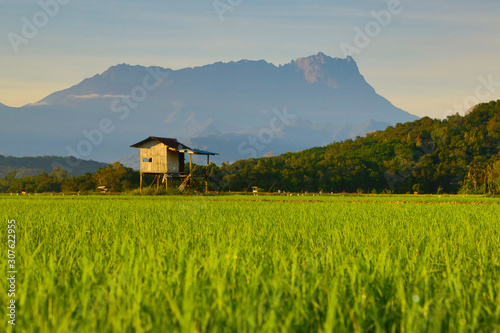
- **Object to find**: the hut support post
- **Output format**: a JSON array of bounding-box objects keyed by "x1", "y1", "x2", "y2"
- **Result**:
[
  {"x1": 205, "y1": 155, "x2": 209, "y2": 194},
  {"x1": 140, "y1": 173, "x2": 143, "y2": 194},
  {"x1": 189, "y1": 153, "x2": 193, "y2": 194}
]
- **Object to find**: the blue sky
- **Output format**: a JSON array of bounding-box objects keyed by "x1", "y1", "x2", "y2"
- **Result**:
[{"x1": 1, "y1": 0, "x2": 499, "y2": 118}]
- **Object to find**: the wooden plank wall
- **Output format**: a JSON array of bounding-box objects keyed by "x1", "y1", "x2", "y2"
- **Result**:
[{"x1": 140, "y1": 142, "x2": 168, "y2": 173}]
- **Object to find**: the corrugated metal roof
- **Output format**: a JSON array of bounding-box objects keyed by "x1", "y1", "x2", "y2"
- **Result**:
[
  {"x1": 131, "y1": 136, "x2": 218, "y2": 155},
  {"x1": 178, "y1": 148, "x2": 219, "y2": 156}
]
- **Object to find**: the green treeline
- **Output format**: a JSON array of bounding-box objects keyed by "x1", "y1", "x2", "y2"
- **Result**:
[
  {"x1": 2, "y1": 100, "x2": 500, "y2": 195},
  {"x1": 0, "y1": 162, "x2": 139, "y2": 194},
  {"x1": 211, "y1": 100, "x2": 500, "y2": 194}
]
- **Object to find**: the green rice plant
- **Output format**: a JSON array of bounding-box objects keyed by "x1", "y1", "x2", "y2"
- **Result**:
[{"x1": 0, "y1": 195, "x2": 499, "y2": 332}]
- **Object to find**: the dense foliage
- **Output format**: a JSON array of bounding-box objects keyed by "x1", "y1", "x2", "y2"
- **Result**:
[
  {"x1": 213, "y1": 101, "x2": 500, "y2": 194},
  {"x1": 0, "y1": 162, "x2": 139, "y2": 193}
]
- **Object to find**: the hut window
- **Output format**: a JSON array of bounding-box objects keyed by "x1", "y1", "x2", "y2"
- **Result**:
[{"x1": 143, "y1": 158, "x2": 152, "y2": 162}]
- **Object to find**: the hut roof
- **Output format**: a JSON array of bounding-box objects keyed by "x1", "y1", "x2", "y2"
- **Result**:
[{"x1": 131, "y1": 136, "x2": 218, "y2": 155}]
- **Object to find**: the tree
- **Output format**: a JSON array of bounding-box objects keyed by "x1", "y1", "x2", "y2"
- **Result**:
[
  {"x1": 50, "y1": 166, "x2": 69, "y2": 181},
  {"x1": 487, "y1": 160, "x2": 500, "y2": 194},
  {"x1": 93, "y1": 162, "x2": 133, "y2": 192}
]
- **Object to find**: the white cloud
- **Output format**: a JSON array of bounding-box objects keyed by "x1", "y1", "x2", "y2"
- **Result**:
[
  {"x1": 69, "y1": 94, "x2": 130, "y2": 99},
  {"x1": 69, "y1": 94, "x2": 100, "y2": 99},
  {"x1": 102, "y1": 94, "x2": 131, "y2": 99},
  {"x1": 25, "y1": 101, "x2": 49, "y2": 107}
]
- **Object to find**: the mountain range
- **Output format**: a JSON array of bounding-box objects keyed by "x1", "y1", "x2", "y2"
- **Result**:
[
  {"x1": 0, "y1": 155, "x2": 108, "y2": 178},
  {"x1": 0, "y1": 53, "x2": 418, "y2": 167}
]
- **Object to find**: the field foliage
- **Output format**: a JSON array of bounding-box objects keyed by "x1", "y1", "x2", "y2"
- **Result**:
[{"x1": 1, "y1": 195, "x2": 499, "y2": 332}]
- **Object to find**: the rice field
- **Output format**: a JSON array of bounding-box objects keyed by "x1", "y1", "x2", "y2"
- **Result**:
[{"x1": 1, "y1": 194, "x2": 499, "y2": 332}]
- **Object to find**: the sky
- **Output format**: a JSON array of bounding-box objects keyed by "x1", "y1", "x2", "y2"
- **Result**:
[{"x1": 0, "y1": 0, "x2": 499, "y2": 119}]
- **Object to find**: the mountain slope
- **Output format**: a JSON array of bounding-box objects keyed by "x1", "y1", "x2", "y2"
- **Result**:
[
  {"x1": 184, "y1": 118, "x2": 392, "y2": 165},
  {"x1": 212, "y1": 101, "x2": 500, "y2": 194},
  {"x1": 0, "y1": 53, "x2": 418, "y2": 163},
  {"x1": 0, "y1": 155, "x2": 108, "y2": 178}
]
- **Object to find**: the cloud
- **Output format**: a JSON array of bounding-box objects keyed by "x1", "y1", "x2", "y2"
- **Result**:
[
  {"x1": 102, "y1": 94, "x2": 131, "y2": 98},
  {"x1": 69, "y1": 94, "x2": 130, "y2": 99},
  {"x1": 164, "y1": 100, "x2": 184, "y2": 123},
  {"x1": 69, "y1": 94, "x2": 100, "y2": 99},
  {"x1": 25, "y1": 101, "x2": 49, "y2": 107},
  {"x1": 164, "y1": 110, "x2": 179, "y2": 123}
]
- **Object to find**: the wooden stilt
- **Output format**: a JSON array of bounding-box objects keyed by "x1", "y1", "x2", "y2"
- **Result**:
[
  {"x1": 206, "y1": 155, "x2": 209, "y2": 194},
  {"x1": 140, "y1": 172, "x2": 143, "y2": 194},
  {"x1": 148, "y1": 175, "x2": 159, "y2": 190},
  {"x1": 189, "y1": 153, "x2": 193, "y2": 194}
]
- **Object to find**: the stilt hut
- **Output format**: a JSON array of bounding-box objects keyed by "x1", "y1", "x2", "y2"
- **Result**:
[{"x1": 131, "y1": 137, "x2": 218, "y2": 193}]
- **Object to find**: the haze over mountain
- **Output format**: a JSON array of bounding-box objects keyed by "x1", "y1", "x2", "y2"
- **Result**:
[
  {"x1": 0, "y1": 53, "x2": 418, "y2": 166},
  {"x1": 0, "y1": 155, "x2": 108, "y2": 178}
]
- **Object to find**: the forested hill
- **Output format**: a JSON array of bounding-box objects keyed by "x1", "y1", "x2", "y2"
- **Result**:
[
  {"x1": 0, "y1": 155, "x2": 108, "y2": 178},
  {"x1": 217, "y1": 100, "x2": 500, "y2": 194}
]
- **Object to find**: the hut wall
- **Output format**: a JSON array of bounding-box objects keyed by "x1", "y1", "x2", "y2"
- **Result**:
[
  {"x1": 167, "y1": 149, "x2": 181, "y2": 174},
  {"x1": 140, "y1": 141, "x2": 168, "y2": 173}
]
